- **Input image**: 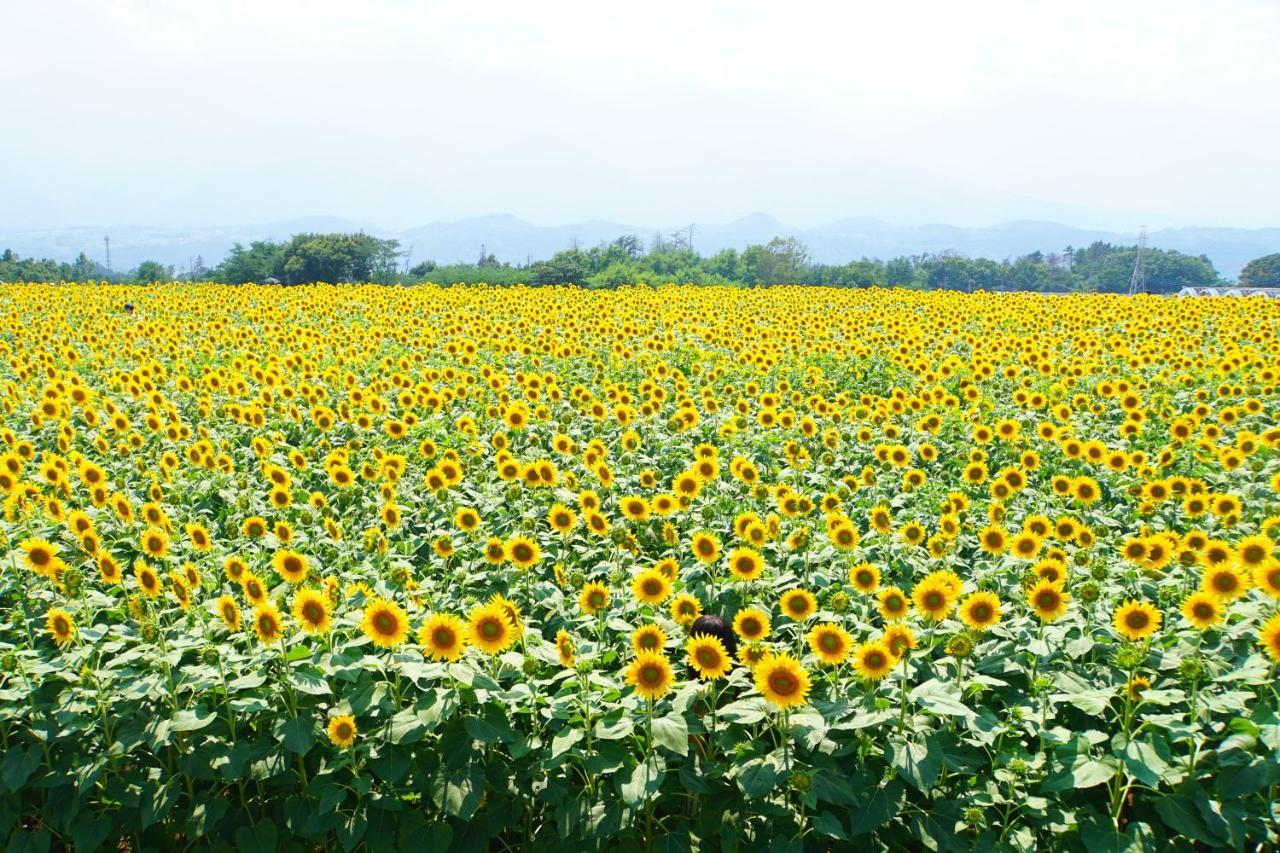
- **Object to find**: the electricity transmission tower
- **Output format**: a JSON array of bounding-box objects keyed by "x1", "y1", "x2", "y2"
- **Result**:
[
  {"x1": 1127, "y1": 227, "x2": 1147, "y2": 295},
  {"x1": 104, "y1": 235, "x2": 112, "y2": 276}
]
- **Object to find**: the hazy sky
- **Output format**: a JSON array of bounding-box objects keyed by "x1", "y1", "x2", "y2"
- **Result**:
[{"x1": 3, "y1": 0, "x2": 1278, "y2": 230}]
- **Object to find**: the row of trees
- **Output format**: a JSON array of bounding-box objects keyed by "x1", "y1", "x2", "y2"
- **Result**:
[
  {"x1": 6, "y1": 235, "x2": 1277, "y2": 292},
  {"x1": 409, "y1": 236, "x2": 1228, "y2": 293}
]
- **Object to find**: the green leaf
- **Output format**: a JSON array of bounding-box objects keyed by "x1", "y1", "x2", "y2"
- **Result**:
[
  {"x1": 651, "y1": 713, "x2": 689, "y2": 757},
  {"x1": 235, "y1": 818, "x2": 278, "y2": 853},
  {"x1": 910, "y1": 679, "x2": 973, "y2": 718},
  {"x1": 887, "y1": 737, "x2": 942, "y2": 793},
  {"x1": 431, "y1": 763, "x2": 485, "y2": 820},
  {"x1": 1, "y1": 745, "x2": 41, "y2": 791},
  {"x1": 849, "y1": 781, "x2": 906, "y2": 836},
  {"x1": 276, "y1": 716, "x2": 316, "y2": 755},
  {"x1": 551, "y1": 726, "x2": 584, "y2": 759},
  {"x1": 618, "y1": 758, "x2": 665, "y2": 805},
  {"x1": 594, "y1": 711, "x2": 634, "y2": 740},
  {"x1": 1042, "y1": 757, "x2": 1116, "y2": 792},
  {"x1": 388, "y1": 708, "x2": 428, "y2": 745},
  {"x1": 140, "y1": 779, "x2": 180, "y2": 830},
  {"x1": 736, "y1": 753, "x2": 782, "y2": 798},
  {"x1": 170, "y1": 707, "x2": 217, "y2": 733}
]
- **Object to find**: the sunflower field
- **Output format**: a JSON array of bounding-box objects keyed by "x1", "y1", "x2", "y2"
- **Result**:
[{"x1": 2, "y1": 283, "x2": 1279, "y2": 851}]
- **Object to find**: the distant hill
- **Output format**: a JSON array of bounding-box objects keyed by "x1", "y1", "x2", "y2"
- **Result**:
[{"x1": 2, "y1": 215, "x2": 1276, "y2": 280}]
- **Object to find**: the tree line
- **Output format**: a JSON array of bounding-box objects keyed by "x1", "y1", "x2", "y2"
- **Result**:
[{"x1": 4, "y1": 232, "x2": 1278, "y2": 291}]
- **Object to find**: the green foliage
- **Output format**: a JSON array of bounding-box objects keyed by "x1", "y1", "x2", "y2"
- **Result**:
[
  {"x1": 215, "y1": 233, "x2": 402, "y2": 284},
  {"x1": 0, "y1": 249, "x2": 104, "y2": 283},
  {"x1": 134, "y1": 260, "x2": 169, "y2": 283},
  {"x1": 1240, "y1": 253, "x2": 1280, "y2": 287}
]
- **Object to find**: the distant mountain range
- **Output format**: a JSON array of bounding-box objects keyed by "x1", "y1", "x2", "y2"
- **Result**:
[{"x1": 2, "y1": 214, "x2": 1277, "y2": 280}]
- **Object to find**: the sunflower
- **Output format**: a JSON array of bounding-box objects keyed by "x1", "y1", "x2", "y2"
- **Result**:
[
  {"x1": 629, "y1": 617, "x2": 670, "y2": 650},
  {"x1": 98, "y1": 553, "x2": 122, "y2": 585},
  {"x1": 912, "y1": 579, "x2": 955, "y2": 621},
  {"x1": 185, "y1": 522, "x2": 212, "y2": 552},
  {"x1": 625, "y1": 651, "x2": 675, "y2": 700},
  {"x1": 687, "y1": 635, "x2": 732, "y2": 680},
  {"x1": 1202, "y1": 564, "x2": 1248, "y2": 601},
  {"x1": 579, "y1": 581, "x2": 611, "y2": 615},
  {"x1": 1258, "y1": 613, "x2": 1280, "y2": 663},
  {"x1": 1112, "y1": 599, "x2": 1161, "y2": 641},
  {"x1": 671, "y1": 593, "x2": 702, "y2": 627},
  {"x1": 1252, "y1": 560, "x2": 1280, "y2": 599},
  {"x1": 273, "y1": 549, "x2": 310, "y2": 585},
  {"x1": 1180, "y1": 591, "x2": 1223, "y2": 630},
  {"x1": 733, "y1": 607, "x2": 771, "y2": 642},
  {"x1": 779, "y1": 588, "x2": 817, "y2": 621},
  {"x1": 327, "y1": 714, "x2": 358, "y2": 748},
  {"x1": 1027, "y1": 580, "x2": 1070, "y2": 623},
  {"x1": 555, "y1": 629, "x2": 576, "y2": 667},
  {"x1": 851, "y1": 640, "x2": 894, "y2": 681},
  {"x1": 252, "y1": 603, "x2": 285, "y2": 645},
  {"x1": 877, "y1": 586, "x2": 910, "y2": 622},
  {"x1": 20, "y1": 537, "x2": 63, "y2": 579},
  {"x1": 690, "y1": 531, "x2": 720, "y2": 563},
  {"x1": 46, "y1": 607, "x2": 76, "y2": 646},
  {"x1": 140, "y1": 527, "x2": 169, "y2": 559},
  {"x1": 726, "y1": 547, "x2": 764, "y2": 581},
  {"x1": 1127, "y1": 675, "x2": 1152, "y2": 701},
  {"x1": 547, "y1": 503, "x2": 577, "y2": 534},
  {"x1": 505, "y1": 536, "x2": 541, "y2": 570},
  {"x1": 292, "y1": 588, "x2": 332, "y2": 634},
  {"x1": 467, "y1": 602, "x2": 515, "y2": 654},
  {"x1": 361, "y1": 598, "x2": 410, "y2": 649},
  {"x1": 241, "y1": 572, "x2": 267, "y2": 605},
  {"x1": 630, "y1": 569, "x2": 671, "y2": 605},
  {"x1": 806, "y1": 622, "x2": 853, "y2": 665},
  {"x1": 882, "y1": 624, "x2": 917, "y2": 660},
  {"x1": 217, "y1": 594, "x2": 241, "y2": 631},
  {"x1": 848, "y1": 562, "x2": 880, "y2": 594},
  {"x1": 958, "y1": 591, "x2": 1001, "y2": 631},
  {"x1": 419, "y1": 613, "x2": 468, "y2": 661},
  {"x1": 487, "y1": 593, "x2": 524, "y2": 639},
  {"x1": 453, "y1": 507, "x2": 481, "y2": 532},
  {"x1": 753, "y1": 653, "x2": 811, "y2": 709},
  {"x1": 135, "y1": 560, "x2": 162, "y2": 598},
  {"x1": 482, "y1": 537, "x2": 506, "y2": 564}
]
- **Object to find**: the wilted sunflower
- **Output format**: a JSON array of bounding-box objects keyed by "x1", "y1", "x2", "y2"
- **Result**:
[
  {"x1": 418, "y1": 613, "x2": 468, "y2": 661},
  {"x1": 626, "y1": 651, "x2": 675, "y2": 700},
  {"x1": 753, "y1": 653, "x2": 811, "y2": 709},
  {"x1": 361, "y1": 598, "x2": 410, "y2": 649}
]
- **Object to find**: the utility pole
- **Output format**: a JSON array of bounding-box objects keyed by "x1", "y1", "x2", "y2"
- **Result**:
[
  {"x1": 688, "y1": 223, "x2": 695, "y2": 251},
  {"x1": 1128, "y1": 227, "x2": 1147, "y2": 296},
  {"x1": 104, "y1": 235, "x2": 112, "y2": 277}
]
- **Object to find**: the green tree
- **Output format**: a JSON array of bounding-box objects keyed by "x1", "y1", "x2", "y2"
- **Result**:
[
  {"x1": 134, "y1": 260, "x2": 168, "y2": 282},
  {"x1": 740, "y1": 237, "x2": 811, "y2": 284},
  {"x1": 1240, "y1": 253, "x2": 1280, "y2": 287}
]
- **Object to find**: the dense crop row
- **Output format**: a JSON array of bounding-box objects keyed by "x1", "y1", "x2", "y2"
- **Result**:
[{"x1": 1, "y1": 284, "x2": 1278, "y2": 850}]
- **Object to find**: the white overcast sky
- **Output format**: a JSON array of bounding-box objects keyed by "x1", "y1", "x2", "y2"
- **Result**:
[{"x1": 2, "y1": 0, "x2": 1278, "y2": 230}]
